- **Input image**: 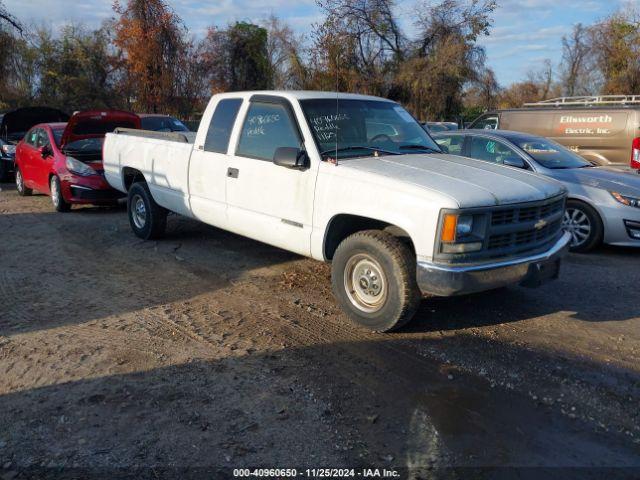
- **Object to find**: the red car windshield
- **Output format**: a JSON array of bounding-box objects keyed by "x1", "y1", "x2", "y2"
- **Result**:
[
  {"x1": 53, "y1": 128, "x2": 64, "y2": 146},
  {"x1": 62, "y1": 138, "x2": 104, "y2": 156}
]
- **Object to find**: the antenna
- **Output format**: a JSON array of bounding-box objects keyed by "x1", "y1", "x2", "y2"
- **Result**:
[{"x1": 335, "y1": 53, "x2": 339, "y2": 162}]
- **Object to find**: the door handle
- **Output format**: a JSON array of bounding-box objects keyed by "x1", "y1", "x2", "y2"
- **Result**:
[{"x1": 227, "y1": 167, "x2": 239, "y2": 179}]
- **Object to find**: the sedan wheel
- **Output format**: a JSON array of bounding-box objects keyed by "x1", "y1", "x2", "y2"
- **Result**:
[
  {"x1": 50, "y1": 175, "x2": 71, "y2": 212},
  {"x1": 15, "y1": 167, "x2": 32, "y2": 196},
  {"x1": 562, "y1": 200, "x2": 603, "y2": 253},
  {"x1": 563, "y1": 208, "x2": 591, "y2": 248}
]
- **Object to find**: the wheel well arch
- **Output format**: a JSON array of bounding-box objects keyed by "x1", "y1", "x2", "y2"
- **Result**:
[
  {"x1": 566, "y1": 196, "x2": 605, "y2": 226},
  {"x1": 323, "y1": 214, "x2": 415, "y2": 260},
  {"x1": 122, "y1": 167, "x2": 146, "y2": 191}
]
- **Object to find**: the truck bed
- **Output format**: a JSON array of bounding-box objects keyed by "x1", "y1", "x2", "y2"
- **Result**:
[
  {"x1": 103, "y1": 128, "x2": 195, "y2": 217},
  {"x1": 113, "y1": 127, "x2": 196, "y2": 144}
]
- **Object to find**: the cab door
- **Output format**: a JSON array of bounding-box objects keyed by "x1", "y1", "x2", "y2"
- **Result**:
[
  {"x1": 225, "y1": 97, "x2": 317, "y2": 256},
  {"x1": 33, "y1": 129, "x2": 54, "y2": 192},
  {"x1": 188, "y1": 97, "x2": 244, "y2": 227},
  {"x1": 18, "y1": 128, "x2": 40, "y2": 188}
]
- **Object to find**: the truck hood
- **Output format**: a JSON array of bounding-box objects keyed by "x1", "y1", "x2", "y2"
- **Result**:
[
  {"x1": 1, "y1": 107, "x2": 69, "y2": 142},
  {"x1": 60, "y1": 110, "x2": 140, "y2": 148},
  {"x1": 337, "y1": 154, "x2": 565, "y2": 208},
  {"x1": 545, "y1": 166, "x2": 640, "y2": 196}
]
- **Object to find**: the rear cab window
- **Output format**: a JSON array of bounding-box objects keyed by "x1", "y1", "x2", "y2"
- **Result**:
[
  {"x1": 204, "y1": 99, "x2": 243, "y2": 153},
  {"x1": 470, "y1": 114, "x2": 499, "y2": 130}
]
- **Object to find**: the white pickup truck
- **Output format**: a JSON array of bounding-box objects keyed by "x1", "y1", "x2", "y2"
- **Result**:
[{"x1": 103, "y1": 91, "x2": 571, "y2": 331}]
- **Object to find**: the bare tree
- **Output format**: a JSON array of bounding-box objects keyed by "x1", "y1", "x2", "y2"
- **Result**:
[
  {"x1": 561, "y1": 24, "x2": 593, "y2": 96},
  {"x1": 589, "y1": 10, "x2": 640, "y2": 95},
  {"x1": 263, "y1": 16, "x2": 306, "y2": 90},
  {"x1": 397, "y1": 0, "x2": 496, "y2": 119},
  {"x1": 0, "y1": 1, "x2": 22, "y2": 32}
]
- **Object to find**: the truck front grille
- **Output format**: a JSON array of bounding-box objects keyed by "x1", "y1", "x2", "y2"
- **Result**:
[
  {"x1": 487, "y1": 197, "x2": 565, "y2": 253},
  {"x1": 436, "y1": 195, "x2": 567, "y2": 265},
  {"x1": 488, "y1": 218, "x2": 563, "y2": 250}
]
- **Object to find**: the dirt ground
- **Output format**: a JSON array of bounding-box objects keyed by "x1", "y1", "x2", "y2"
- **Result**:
[{"x1": 1, "y1": 181, "x2": 639, "y2": 479}]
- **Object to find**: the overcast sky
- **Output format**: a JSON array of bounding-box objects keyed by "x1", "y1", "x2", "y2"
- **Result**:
[{"x1": 4, "y1": 0, "x2": 636, "y2": 86}]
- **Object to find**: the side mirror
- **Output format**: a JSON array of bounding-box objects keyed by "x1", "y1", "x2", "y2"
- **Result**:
[
  {"x1": 273, "y1": 147, "x2": 308, "y2": 169},
  {"x1": 503, "y1": 157, "x2": 526, "y2": 169},
  {"x1": 40, "y1": 145, "x2": 53, "y2": 158},
  {"x1": 439, "y1": 144, "x2": 450, "y2": 154}
]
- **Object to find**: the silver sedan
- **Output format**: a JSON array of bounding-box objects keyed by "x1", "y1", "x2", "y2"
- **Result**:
[{"x1": 432, "y1": 129, "x2": 640, "y2": 252}]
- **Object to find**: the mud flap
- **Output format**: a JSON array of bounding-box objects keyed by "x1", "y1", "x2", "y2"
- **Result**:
[{"x1": 520, "y1": 258, "x2": 561, "y2": 288}]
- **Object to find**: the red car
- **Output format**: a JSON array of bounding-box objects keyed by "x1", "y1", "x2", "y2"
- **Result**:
[{"x1": 14, "y1": 110, "x2": 140, "y2": 211}]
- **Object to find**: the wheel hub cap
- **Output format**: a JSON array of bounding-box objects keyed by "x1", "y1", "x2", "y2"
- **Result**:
[
  {"x1": 51, "y1": 179, "x2": 59, "y2": 206},
  {"x1": 344, "y1": 255, "x2": 387, "y2": 313},
  {"x1": 562, "y1": 208, "x2": 591, "y2": 247},
  {"x1": 132, "y1": 195, "x2": 147, "y2": 229}
]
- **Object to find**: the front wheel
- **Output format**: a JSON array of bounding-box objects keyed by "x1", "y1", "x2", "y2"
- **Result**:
[
  {"x1": 562, "y1": 200, "x2": 603, "y2": 253},
  {"x1": 15, "y1": 166, "x2": 32, "y2": 196},
  {"x1": 331, "y1": 230, "x2": 421, "y2": 332},
  {"x1": 50, "y1": 175, "x2": 71, "y2": 212},
  {"x1": 127, "y1": 182, "x2": 167, "y2": 240}
]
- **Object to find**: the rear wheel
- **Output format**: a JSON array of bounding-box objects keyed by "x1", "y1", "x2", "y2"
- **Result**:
[
  {"x1": 15, "y1": 166, "x2": 32, "y2": 196},
  {"x1": 50, "y1": 175, "x2": 71, "y2": 212},
  {"x1": 127, "y1": 182, "x2": 167, "y2": 240},
  {"x1": 562, "y1": 200, "x2": 603, "y2": 253},
  {"x1": 331, "y1": 230, "x2": 421, "y2": 332}
]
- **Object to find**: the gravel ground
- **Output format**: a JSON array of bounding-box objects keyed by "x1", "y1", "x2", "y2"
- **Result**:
[{"x1": 0, "y1": 182, "x2": 639, "y2": 479}]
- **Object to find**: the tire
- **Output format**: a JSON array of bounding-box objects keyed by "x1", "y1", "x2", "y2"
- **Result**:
[
  {"x1": 0, "y1": 160, "x2": 9, "y2": 182},
  {"x1": 15, "y1": 166, "x2": 32, "y2": 196},
  {"x1": 331, "y1": 230, "x2": 421, "y2": 332},
  {"x1": 562, "y1": 200, "x2": 603, "y2": 253},
  {"x1": 50, "y1": 175, "x2": 71, "y2": 212},
  {"x1": 127, "y1": 182, "x2": 167, "y2": 240}
]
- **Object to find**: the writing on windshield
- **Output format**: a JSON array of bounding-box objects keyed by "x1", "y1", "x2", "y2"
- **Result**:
[{"x1": 301, "y1": 99, "x2": 440, "y2": 159}]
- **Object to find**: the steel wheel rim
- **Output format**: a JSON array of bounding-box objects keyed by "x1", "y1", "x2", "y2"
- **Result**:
[
  {"x1": 131, "y1": 194, "x2": 147, "y2": 229},
  {"x1": 344, "y1": 254, "x2": 388, "y2": 313},
  {"x1": 562, "y1": 208, "x2": 591, "y2": 247},
  {"x1": 51, "y1": 178, "x2": 59, "y2": 207},
  {"x1": 16, "y1": 169, "x2": 23, "y2": 192}
]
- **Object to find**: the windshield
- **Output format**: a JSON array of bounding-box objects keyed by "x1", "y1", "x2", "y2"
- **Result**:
[
  {"x1": 514, "y1": 137, "x2": 591, "y2": 169},
  {"x1": 63, "y1": 137, "x2": 103, "y2": 154},
  {"x1": 300, "y1": 99, "x2": 441, "y2": 159},
  {"x1": 53, "y1": 128, "x2": 64, "y2": 146},
  {"x1": 141, "y1": 116, "x2": 189, "y2": 132},
  {"x1": 426, "y1": 123, "x2": 450, "y2": 133}
]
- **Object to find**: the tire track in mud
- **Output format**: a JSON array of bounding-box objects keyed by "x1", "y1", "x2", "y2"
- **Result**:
[{"x1": 3, "y1": 190, "x2": 640, "y2": 470}]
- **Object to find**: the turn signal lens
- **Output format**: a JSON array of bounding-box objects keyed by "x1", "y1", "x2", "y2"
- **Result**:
[
  {"x1": 441, "y1": 214, "x2": 457, "y2": 243},
  {"x1": 611, "y1": 191, "x2": 640, "y2": 208}
]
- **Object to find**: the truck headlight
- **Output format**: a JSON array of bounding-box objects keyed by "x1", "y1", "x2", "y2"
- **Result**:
[
  {"x1": 456, "y1": 215, "x2": 474, "y2": 236},
  {"x1": 66, "y1": 157, "x2": 96, "y2": 176},
  {"x1": 610, "y1": 191, "x2": 640, "y2": 208},
  {"x1": 440, "y1": 213, "x2": 486, "y2": 253}
]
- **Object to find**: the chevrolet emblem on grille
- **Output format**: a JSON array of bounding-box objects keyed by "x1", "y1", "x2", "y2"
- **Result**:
[{"x1": 534, "y1": 218, "x2": 548, "y2": 230}]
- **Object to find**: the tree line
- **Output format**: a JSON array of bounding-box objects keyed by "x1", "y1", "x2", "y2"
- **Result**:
[{"x1": 1, "y1": 0, "x2": 639, "y2": 122}]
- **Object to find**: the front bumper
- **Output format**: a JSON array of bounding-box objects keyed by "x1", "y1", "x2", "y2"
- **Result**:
[
  {"x1": 0, "y1": 155, "x2": 15, "y2": 173},
  {"x1": 600, "y1": 202, "x2": 640, "y2": 247},
  {"x1": 416, "y1": 231, "x2": 571, "y2": 296},
  {"x1": 60, "y1": 174, "x2": 125, "y2": 204}
]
